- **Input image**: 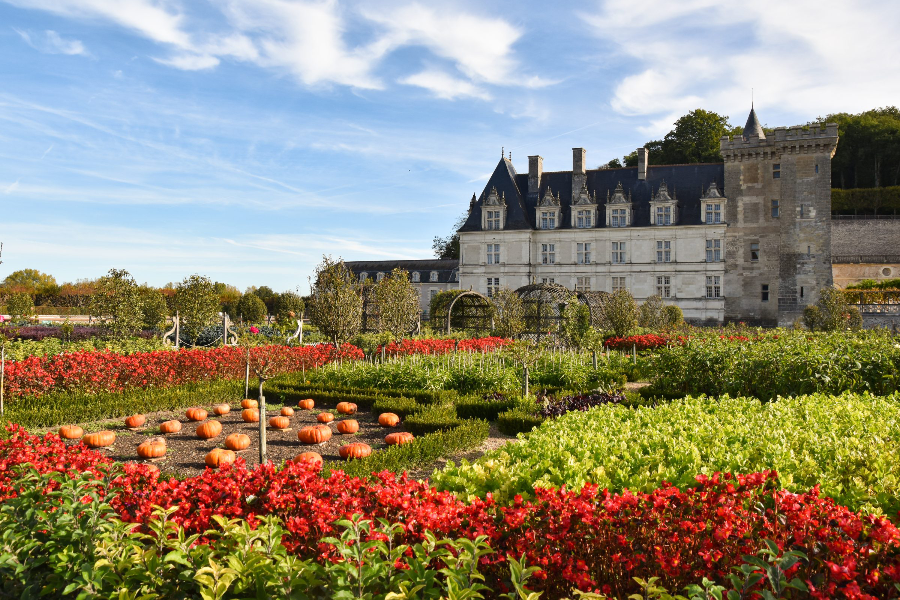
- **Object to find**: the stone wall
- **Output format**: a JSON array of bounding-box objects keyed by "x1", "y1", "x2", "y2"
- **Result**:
[{"x1": 832, "y1": 219, "x2": 900, "y2": 258}]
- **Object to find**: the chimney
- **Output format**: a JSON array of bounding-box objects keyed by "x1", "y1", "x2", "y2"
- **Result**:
[
  {"x1": 637, "y1": 147, "x2": 648, "y2": 180},
  {"x1": 528, "y1": 155, "x2": 543, "y2": 200},
  {"x1": 572, "y1": 148, "x2": 586, "y2": 175}
]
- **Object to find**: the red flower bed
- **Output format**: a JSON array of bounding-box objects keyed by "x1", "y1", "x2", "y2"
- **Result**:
[
  {"x1": 378, "y1": 336, "x2": 510, "y2": 357},
  {"x1": 604, "y1": 334, "x2": 670, "y2": 351},
  {"x1": 2, "y1": 425, "x2": 898, "y2": 599},
  {"x1": 2, "y1": 343, "x2": 363, "y2": 399}
]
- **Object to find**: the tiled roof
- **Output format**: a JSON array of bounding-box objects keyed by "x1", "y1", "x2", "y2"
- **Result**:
[{"x1": 344, "y1": 259, "x2": 459, "y2": 284}]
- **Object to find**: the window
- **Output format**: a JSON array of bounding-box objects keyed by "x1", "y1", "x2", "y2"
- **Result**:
[
  {"x1": 540, "y1": 211, "x2": 556, "y2": 229},
  {"x1": 706, "y1": 275, "x2": 721, "y2": 299},
  {"x1": 576, "y1": 277, "x2": 591, "y2": 292},
  {"x1": 750, "y1": 243, "x2": 760, "y2": 262},
  {"x1": 541, "y1": 243, "x2": 556, "y2": 264},
  {"x1": 706, "y1": 239, "x2": 721, "y2": 262},
  {"x1": 575, "y1": 209, "x2": 593, "y2": 228},
  {"x1": 486, "y1": 210, "x2": 501, "y2": 230},
  {"x1": 486, "y1": 243, "x2": 500, "y2": 265},
  {"x1": 376, "y1": 272, "x2": 384, "y2": 282},
  {"x1": 656, "y1": 276, "x2": 671, "y2": 298},
  {"x1": 611, "y1": 241, "x2": 626, "y2": 264},
  {"x1": 815, "y1": 164, "x2": 819, "y2": 174},
  {"x1": 773, "y1": 164, "x2": 781, "y2": 179},
  {"x1": 612, "y1": 277, "x2": 626, "y2": 292},
  {"x1": 799, "y1": 204, "x2": 812, "y2": 219},
  {"x1": 807, "y1": 246, "x2": 812, "y2": 258},
  {"x1": 541, "y1": 277, "x2": 555, "y2": 284},
  {"x1": 655, "y1": 205, "x2": 672, "y2": 225},
  {"x1": 705, "y1": 203, "x2": 722, "y2": 224},
  {"x1": 771, "y1": 199, "x2": 780, "y2": 218},
  {"x1": 656, "y1": 240, "x2": 671, "y2": 263},
  {"x1": 486, "y1": 278, "x2": 500, "y2": 297},
  {"x1": 800, "y1": 286, "x2": 805, "y2": 299},
  {"x1": 430, "y1": 289, "x2": 438, "y2": 301},
  {"x1": 359, "y1": 272, "x2": 368, "y2": 282},
  {"x1": 610, "y1": 208, "x2": 628, "y2": 227},
  {"x1": 430, "y1": 271, "x2": 439, "y2": 282},
  {"x1": 577, "y1": 242, "x2": 591, "y2": 264},
  {"x1": 411, "y1": 271, "x2": 420, "y2": 282},
  {"x1": 761, "y1": 284, "x2": 770, "y2": 302}
]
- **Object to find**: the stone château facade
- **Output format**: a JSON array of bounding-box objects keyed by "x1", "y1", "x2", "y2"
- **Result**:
[{"x1": 455, "y1": 106, "x2": 839, "y2": 326}]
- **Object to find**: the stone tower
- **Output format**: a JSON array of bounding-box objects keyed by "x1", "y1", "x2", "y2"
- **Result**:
[{"x1": 721, "y1": 106, "x2": 839, "y2": 326}]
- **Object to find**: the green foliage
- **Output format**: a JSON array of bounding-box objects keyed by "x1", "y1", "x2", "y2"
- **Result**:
[
  {"x1": 404, "y1": 404, "x2": 462, "y2": 435},
  {"x1": 638, "y1": 295, "x2": 666, "y2": 329},
  {"x1": 495, "y1": 404, "x2": 544, "y2": 437},
  {"x1": 646, "y1": 329, "x2": 899, "y2": 400},
  {"x1": 307, "y1": 256, "x2": 363, "y2": 345},
  {"x1": 662, "y1": 304, "x2": 683, "y2": 328},
  {"x1": 140, "y1": 285, "x2": 169, "y2": 330},
  {"x1": 372, "y1": 395, "x2": 423, "y2": 418},
  {"x1": 491, "y1": 287, "x2": 526, "y2": 338},
  {"x1": 803, "y1": 288, "x2": 863, "y2": 332},
  {"x1": 434, "y1": 392, "x2": 900, "y2": 513},
  {"x1": 432, "y1": 211, "x2": 467, "y2": 260},
  {"x1": 561, "y1": 300, "x2": 591, "y2": 349},
  {"x1": 846, "y1": 277, "x2": 900, "y2": 290},
  {"x1": 4, "y1": 379, "x2": 242, "y2": 429},
  {"x1": 5, "y1": 292, "x2": 34, "y2": 320},
  {"x1": 801, "y1": 305, "x2": 822, "y2": 331},
  {"x1": 273, "y1": 291, "x2": 304, "y2": 330},
  {"x1": 90, "y1": 268, "x2": 145, "y2": 339},
  {"x1": 373, "y1": 269, "x2": 420, "y2": 337},
  {"x1": 624, "y1": 109, "x2": 736, "y2": 166},
  {"x1": 827, "y1": 106, "x2": 900, "y2": 191},
  {"x1": 603, "y1": 289, "x2": 638, "y2": 337},
  {"x1": 1, "y1": 336, "x2": 166, "y2": 361},
  {"x1": 174, "y1": 274, "x2": 220, "y2": 346},
  {"x1": 455, "y1": 394, "x2": 520, "y2": 421},
  {"x1": 831, "y1": 185, "x2": 900, "y2": 214},
  {"x1": 237, "y1": 293, "x2": 267, "y2": 324},
  {"x1": 1, "y1": 268, "x2": 57, "y2": 294}
]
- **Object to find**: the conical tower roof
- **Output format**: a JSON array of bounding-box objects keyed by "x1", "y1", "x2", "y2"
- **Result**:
[{"x1": 742, "y1": 105, "x2": 765, "y2": 140}]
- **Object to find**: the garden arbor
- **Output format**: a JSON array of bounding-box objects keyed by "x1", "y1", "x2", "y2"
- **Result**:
[{"x1": 436, "y1": 290, "x2": 494, "y2": 335}]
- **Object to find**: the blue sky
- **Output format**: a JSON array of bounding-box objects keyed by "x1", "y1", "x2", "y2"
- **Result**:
[{"x1": 2, "y1": 0, "x2": 899, "y2": 293}]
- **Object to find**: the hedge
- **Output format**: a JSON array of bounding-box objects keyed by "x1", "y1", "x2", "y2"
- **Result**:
[{"x1": 832, "y1": 185, "x2": 900, "y2": 213}]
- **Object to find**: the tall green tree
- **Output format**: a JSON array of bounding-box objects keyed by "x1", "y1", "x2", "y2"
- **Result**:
[
  {"x1": 237, "y1": 293, "x2": 267, "y2": 324},
  {"x1": 307, "y1": 256, "x2": 362, "y2": 345},
  {"x1": 826, "y1": 107, "x2": 900, "y2": 190},
  {"x1": 139, "y1": 286, "x2": 169, "y2": 331},
  {"x1": 174, "y1": 275, "x2": 220, "y2": 346},
  {"x1": 90, "y1": 269, "x2": 144, "y2": 339},
  {"x1": 624, "y1": 109, "x2": 741, "y2": 166},
  {"x1": 561, "y1": 299, "x2": 592, "y2": 349},
  {"x1": 5, "y1": 292, "x2": 33, "y2": 321},
  {"x1": 373, "y1": 268, "x2": 420, "y2": 338},
  {"x1": 602, "y1": 289, "x2": 639, "y2": 337},
  {"x1": 432, "y1": 211, "x2": 468, "y2": 260},
  {"x1": 1, "y1": 269, "x2": 57, "y2": 295}
]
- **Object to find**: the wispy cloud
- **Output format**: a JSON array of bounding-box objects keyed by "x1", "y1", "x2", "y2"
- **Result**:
[
  {"x1": 14, "y1": 28, "x2": 90, "y2": 56},
  {"x1": 3, "y1": 179, "x2": 19, "y2": 194},
  {"x1": 400, "y1": 70, "x2": 491, "y2": 100}
]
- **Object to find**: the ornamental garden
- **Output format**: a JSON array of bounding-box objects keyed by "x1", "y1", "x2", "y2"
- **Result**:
[{"x1": 1, "y1": 264, "x2": 899, "y2": 599}]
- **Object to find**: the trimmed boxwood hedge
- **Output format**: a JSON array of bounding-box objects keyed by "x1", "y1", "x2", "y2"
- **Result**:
[{"x1": 404, "y1": 405, "x2": 462, "y2": 435}]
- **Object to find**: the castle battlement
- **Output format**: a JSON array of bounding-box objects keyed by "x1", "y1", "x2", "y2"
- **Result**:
[{"x1": 720, "y1": 122, "x2": 838, "y2": 159}]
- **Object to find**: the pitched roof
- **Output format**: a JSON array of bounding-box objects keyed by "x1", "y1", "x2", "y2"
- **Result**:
[
  {"x1": 742, "y1": 105, "x2": 766, "y2": 140},
  {"x1": 344, "y1": 259, "x2": 459, "y2": 284}
]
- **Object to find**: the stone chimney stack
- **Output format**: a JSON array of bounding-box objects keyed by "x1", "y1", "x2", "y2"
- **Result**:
[
  {"x1": 572, "y1": 148, "x2": 586, "y2": 204},
  {"x1": 637, "y1": 147, "x2": 648, "y2": 180},
  {"x1": 528, "y1": 155, "x2": 543, "y2": 201}
]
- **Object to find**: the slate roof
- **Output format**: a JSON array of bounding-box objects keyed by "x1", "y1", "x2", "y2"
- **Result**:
[
  {"x1": 743, "y1": 106, "x2": 766, "y2": 140},
  {"x1": 459, "y1": 159, "x2": 725, "y2": 232},
  {"x1": 345, "y1": 260, "x2": 459, "y2": 284}
]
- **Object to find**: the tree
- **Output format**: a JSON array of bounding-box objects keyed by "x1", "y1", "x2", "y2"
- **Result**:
[
  {"x1": 373, "y1": 268, "x2": 420, "y2": 338},
  {"x1": 90, "y1": 269, "x2": 144, "y2": 339},
  {"x1": 140, "y1": 286, "x2": 169, "y2": 331},
  {"x1": 623, "y1": 109, "x2": 738, "y2": 166},
  {"x1": 490, "y1": 287, "x2": 526, "y2": 338},
  {"x1": 174, "y1": 275, "x2": 220, "y2": 346},
  {"x1": 599, "y1": 158, "x2": 623, "y2": 169},
  {"x1": 1, "y1": 269, "x2": 57, "y2": 295},
  {"x1": 638, "y1": 295, "x2": 666, "y2": 330},
  {"x1": 307, "y1": 256, "x2": 362, "y2": 345},
  {"x1": 827, "y1": 107, "x2": 900, "y2": 194},
  {"x1": 217, "y1": 284, "x2": 242, "y2": 319},
  {"x1": 432, "y1": 211, "x2": 468, "y2": 260},
  {"x1": 561, "y1": 299, "x2": 591, "y2": 349},
  {"x1": 274, "y1": 291, "x2": 304, "y2": 324},
  {"x1": 251, "y1": 286, "x2": 278, "y2": 314},
  {"x1": 603, "y1": 289, "x2": 638, "y2": 337},
  {"x1": 663, "y1": 304, "x2": 684, "y2": 328},
  {"x1": 237, "y1": 293, "x2": 267, "y2": 324},
  {"x1": 805, "y1": 288, "x2": 863, "y2": 331},
  {"x1": 6, "y1": 292, "x2": 33, "y2": 321}
]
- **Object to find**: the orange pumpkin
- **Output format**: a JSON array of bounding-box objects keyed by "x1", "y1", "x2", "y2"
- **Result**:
[
  {"x1": 186, "y1": 408, "x2": 207, "y2": 422},
  {"x1": 83, "y1": 430, "x2": 116, "y2": 448},
  {"x1": 336, "y1": 402, "x2": 357, "y2": 415},
  {"x1": 124, "y1": 414, "x2": 146, "y2": 428},
  {"x1": 378, "y1": 413, "x2": 401, "y2": 427},
  {"x1": 293, "y1": 451, "x2": 323, "y2": 466},
  {"x1": 298, "y1": 399, "x2": 315, "y2": 410},
  {"x1": 205, "y1": 448, "x2": 236, "y2": 468},
  {"x1": 336, "y1": 419, "x2": 359, "y2": 434},
  {"x1": 297, "y1": 425, "x2": 332, "y2": 444},
  {"x1": 339, "y1": 443, "x2": 372, "y2": 459},
  {"x1": 196, "y1": 420, "x2": 223, "y2": 439},
  {"x1": 385, "y1": 432, "x2": 415, "y2": 446},
  {"x1": 269, "y1": 416, "x2": 290, "y2": 430},
  {"x1": 137, "y1": 439, "x2": 166, "y2": 459},
  {"x1": 225, "y1": 433, "x2": 251, "y2": 451},
  {"x1": 59, "y1": 425, "x2": 84, "y2": 440},
  {"x1": 241, "y1": 399, "x2": 258, "y2": 409},
  {"x1": 317, "y1": 412, "x2": 334, "y2": 424},
  {"x1": 242, "y1": 408, "x2": 260, "y2": 422},
  {"x1": 280, "y1": 407, "x2": 294, "y2": 417},
  {"x1": 159, "y1": 420, "x2": 182, "y2": 434},
  {"x1": 213, "y1": 404, "x2": 231, "y2": 416}
]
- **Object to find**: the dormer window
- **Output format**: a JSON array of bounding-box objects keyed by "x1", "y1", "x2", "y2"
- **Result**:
[
  {"x1": 376, "y1": 272, "x2": 384, "y2": 282},
  {"x1": 700, "y1": 181, "x2": 727, "y2": 224},
  {"x1": 411, "y1": 272, "x2": 420, "y2": 282},
  {"x1": 359, "y1": 272, "x2": 368, "y2": 283},
  {"x1": 605, "y1": 182, "x2": 632, "y2": 227},
  {"x1": 430, "y1": 271, "x2": 439, "y2": 282},
  {"x1": 481, "y1": 186, "x2": 507, "y2": 230},
  {"x1": 571, "y1": 182, "x2": 597, "y2": 228},
  {"x1": 536, "y1": 187, "x2": 561, "y2": 230},
  {"x1": 650, "y1": 180, "x2": 678, "y2": 226}
]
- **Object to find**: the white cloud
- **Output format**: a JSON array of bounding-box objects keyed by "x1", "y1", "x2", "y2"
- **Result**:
[
  {"x1": 14, "y1": 28, "x2": 90, "y2": 56},
  {"x1": 582, "y1": 0, "x2": 900, "y2": 135},
  {"x1": 3, "y1": 179, "x2": 19, "y2": 194},
  {"x1": 400, "y1": 70, "x2": 490, "y2": 100},
  {"x1": 154, "y1": 53, "x2": 220, "y2": 70}
]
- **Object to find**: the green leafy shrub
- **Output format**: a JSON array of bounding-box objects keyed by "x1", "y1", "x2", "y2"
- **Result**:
[
  {"x1": 663, "y1": 304, "x2": 683, "y2": 327},
  {"x1": 434, "y1": 392, "x2": 900, "y2": 514},
  {"x1": 404, "y1": 404, "x2": 461, "y2": 435},
  {"x1": 496, "y1": 400, "x2": 545, "y2": 436},
  {"x1": 455, "y1": 394, "x2": 520, "y2": 421},
  {"x1": 371, "y1": 395, "x2": 423, "y2": 418}
]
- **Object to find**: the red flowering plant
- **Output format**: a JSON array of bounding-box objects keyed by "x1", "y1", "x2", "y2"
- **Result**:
[
  {"x1": 377, "y1": 337, "x2": 511, "y2": 357},
  {"x1": 1, "y1": 425, "x2": 899, "y2": 599},
  {"x1": 604, "y1": 334, "x2": 670, "y2": 351}
]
